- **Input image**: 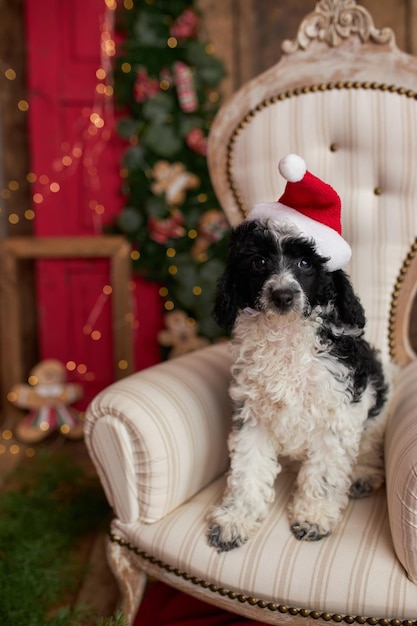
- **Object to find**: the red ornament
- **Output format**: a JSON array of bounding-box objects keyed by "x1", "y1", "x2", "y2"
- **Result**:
[
  {"x1": 186, "y1": 128, "x2": 207, "y2": 156},
  {"x1": 134, "y1": 67, "x2": 160, "y2": 103},
  {"x1": 174, "y1": 61, "x2": 198, "y2": 113},
  {"x1": 148, "y1": 209, "x2": 185, "y2": 244},
  {"x1": 170, "y1": 8, "x2": 198, "y2": 39}
]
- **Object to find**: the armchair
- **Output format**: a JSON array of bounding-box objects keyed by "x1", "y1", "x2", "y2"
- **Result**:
[{"x1": 84, "y1": 1, "x2": 417, "y2": 623}]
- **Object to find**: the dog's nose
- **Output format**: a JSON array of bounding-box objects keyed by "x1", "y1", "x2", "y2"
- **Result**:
[{"x1": 271, "y1": 288, "x2": 294, "y2": 309}]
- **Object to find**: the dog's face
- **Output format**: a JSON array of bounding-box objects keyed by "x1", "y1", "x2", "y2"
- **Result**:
[{"x1": 214, "y1": 219, "x2": 365, "y2": 335}]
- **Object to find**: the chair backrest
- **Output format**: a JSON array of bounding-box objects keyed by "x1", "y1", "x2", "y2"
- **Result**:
[{"x1": 208, "y1": 0, "x2": 417, "y2": 368}]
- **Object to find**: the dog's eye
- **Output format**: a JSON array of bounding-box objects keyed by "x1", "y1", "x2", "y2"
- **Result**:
[
  {"x1": 298, "y1": 257, "x2": 312, "y2": 270},
  {"x1": 252, "y1": 256, "x2": 267, "y2": 271}
]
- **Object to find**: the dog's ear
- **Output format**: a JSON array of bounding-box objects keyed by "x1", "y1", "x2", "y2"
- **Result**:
[
  {"x1": 212, "y1": 266, "x2": 240, "y2": 335},
  {"x1": 331, "y1": 270, "x2": 366, "y2": 328}
]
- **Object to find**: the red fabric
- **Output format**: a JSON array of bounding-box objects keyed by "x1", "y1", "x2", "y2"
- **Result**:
[
  {"x1": 278, "y1": 170, "x2": 342, "y2": 234},
  {"x1": 134, "y1": 581, "x2": 266, "y2": 626}
]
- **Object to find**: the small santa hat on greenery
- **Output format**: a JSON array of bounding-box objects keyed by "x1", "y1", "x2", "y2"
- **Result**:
[{"x1": 246, "y1": 154, "x2": 352, "y2": 271}]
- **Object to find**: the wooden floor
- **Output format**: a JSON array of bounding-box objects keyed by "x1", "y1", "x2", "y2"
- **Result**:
[{"x1": 0, "y1": 430, "x2": 121, "y2": 622}]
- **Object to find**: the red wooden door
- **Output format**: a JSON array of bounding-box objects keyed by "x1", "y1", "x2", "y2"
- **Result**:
[{"x1": 25, "y1": 0, "x2": 163, "y2": 407}]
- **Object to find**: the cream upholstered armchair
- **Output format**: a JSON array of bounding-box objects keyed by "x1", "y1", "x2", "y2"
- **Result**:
[{"x1": 84, "y1": 1, "x2": 417, "y2": 623}]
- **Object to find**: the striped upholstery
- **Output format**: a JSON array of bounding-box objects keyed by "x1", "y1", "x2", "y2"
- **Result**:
[
  {"x1": 386, "y1": 360, "x2": 417, "y2": 585},
  {"x1": 111, "y1": 473, "x2": 417, "y2": 620},
  {"x1": 85, "y1": 343, "x2": 232, "y2": 523},
  {"x1": 230, "y1": 87, "x2": 417, "y2": 365}
]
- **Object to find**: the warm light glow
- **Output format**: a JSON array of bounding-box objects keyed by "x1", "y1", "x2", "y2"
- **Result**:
[
  {"x1": 39, "y1": 174, "x2": 49, "y2": 185},
  {"x1": 72, "y1": 147, "x2": 82, "y2": 158},
  {"x1": 168, "y1": 265, "x2": 178, "y2": 275},
  {"x1": 62, "y1": 156, "x2": 73, "y2": 166},
  {"x1": 77, "y1": 364, "x2": 87, "y2": 375},
  {"x1": 28, "y1": 375, "x2": 38, "y2": 385},
  {"x1": 10, "y1": 444, "x2": 20, "y2": 455},
  {"x1": 96, "y1": 68, "x2": 107, "y2": 80},
  {"x1": 2, "y1": 430, "x2": 13, "y2": 440},
  {"x1": 166, "y1": 248, "x2": 176, "y2": 258},
  {"x1": 50, "y1": 182, "x2": 60, "y2": 193},
  {"x1": 159, "y1": 287, "x2": 168, "y2": 297},
  {"x1": 39, "y1": 422, "x2": 50, "y2": 432},
  {"x1": 103, "y1": 284, "x2": 112, "y2": 295},
  {"x1": 17, "y1": 100, "x2": 29, "y2": 112},
  {"x1": 9, "y1": 180, "x2": 19, "y2": 191},
  {"x1": 118, "y1": 360, "x2": 128, "y2": 370},
  {"x1": 33, "y1": 193, "x2": 43, "y2": 204},
  {"x1": 193, "y1": 286, "x2": 202, "y2": 296},
  {"x1": 164, "y1": 301, "x2": 174, "y2": 311},
  {"x1": 188, "y1": 229, "x2": 198, "y2": 239},
  {"x1": 24, "y1": 210, "x2": 35, "y2": 220},
  {"x1": 91, "y1": 330, "x2": 101, "y2": 340},
  {"x1": 167, "y1": 37, "x2": 178, "y2": 48},
  {"x1": 60, "y1": 424, "x2": 70, "y2": 434},
  {"x1": 26, "y1": 172, "x2": 37, "y2": 183},
  {"x1": 66, "y1": 361, "x2": 76, "y2": 371},
  {"x1": 131, "y1": 250, "x2": 140, "y2": 261},
  {"x1": 5, "y1": 68, "x2": 16, "y2": 80},
  {"x1": 121, "y1": 62, "x2": 131, "y2": 73},
  {"x1": 8, "y1": 214, "x2": 19, "y2": 224}
]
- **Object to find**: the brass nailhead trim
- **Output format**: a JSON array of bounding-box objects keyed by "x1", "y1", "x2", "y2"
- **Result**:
[
  {"x1": 388, "y1": 236, "x2": 417, "y2": 360},
  {"x1": 110, "y1": 533, "x2": 417, "y2": 626},
  {"x1": 226, "y1": 80, "x2": 417, "y2": 362}
]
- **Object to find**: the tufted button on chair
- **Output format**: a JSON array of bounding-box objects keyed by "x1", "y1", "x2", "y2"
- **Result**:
[{"x1": 84, "y1": 1, "x2": 417, "y2": 624}]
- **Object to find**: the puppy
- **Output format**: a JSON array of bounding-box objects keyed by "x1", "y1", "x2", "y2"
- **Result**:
[{"x1": 207, "y1": 218, "x2": 388, "y2": 551}]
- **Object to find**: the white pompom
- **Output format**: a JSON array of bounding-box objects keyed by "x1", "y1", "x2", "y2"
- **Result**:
[{"x1": 278, "y1": 154, "x2": 306, "y2": 183}]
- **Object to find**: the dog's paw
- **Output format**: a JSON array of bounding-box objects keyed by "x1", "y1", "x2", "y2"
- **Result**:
[
  {"x1": 207, "y1": 506, "x2": 257, "y2": 553},
  {"x1": 349, "y1": 473, "x2": 383, "y2": 499},
  {"x1": 207, "y1": 523, "x2": 247, "y2": 552},
  {"x1": 290, "y1": 521, "x2": 330, "y2": 542}
]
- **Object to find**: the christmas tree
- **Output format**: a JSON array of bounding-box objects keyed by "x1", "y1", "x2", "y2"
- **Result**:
[{"x1": 113, "y1": 0, "x2": 229, "y2": 341}]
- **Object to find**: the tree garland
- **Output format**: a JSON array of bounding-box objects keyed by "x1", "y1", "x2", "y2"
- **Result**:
[{"x1": 113, "y1": 0, "x2": 229, "y2": 341}]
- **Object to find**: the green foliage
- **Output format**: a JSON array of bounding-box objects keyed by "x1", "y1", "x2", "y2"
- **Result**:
[
  {"x1": 113, "y1": 0, "x2": 230, "y2": 340},
  {"x1": 0, "y1": 450, "x2": 113, "y2": 626}
]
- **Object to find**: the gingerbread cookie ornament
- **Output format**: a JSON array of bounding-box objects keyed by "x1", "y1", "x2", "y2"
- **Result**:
[{"x1": 9, "y1": 359, "x2": 84, "y2": 443}]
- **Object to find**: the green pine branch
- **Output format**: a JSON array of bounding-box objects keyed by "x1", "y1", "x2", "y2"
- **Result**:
[{"x1": 112, "y1": 0, "x2": 229, "y2": 341}]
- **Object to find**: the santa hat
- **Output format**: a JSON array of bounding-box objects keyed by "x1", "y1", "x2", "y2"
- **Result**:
[{"x1": 246, "y1": 154, "x2": 351, "y2": 271}]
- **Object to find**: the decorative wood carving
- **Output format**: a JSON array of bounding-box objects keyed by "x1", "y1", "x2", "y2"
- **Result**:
[{"x1": 282, "y1": 0, "x2": 395, "y2": 52}]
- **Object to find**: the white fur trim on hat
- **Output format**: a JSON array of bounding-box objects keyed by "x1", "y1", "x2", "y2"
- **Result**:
[
  {"x1": 278, "y1": 154, "x2": 306, "y2": 183},
  {"x1": 246, "y1": 202, "x2": 352, "y2": 272}
]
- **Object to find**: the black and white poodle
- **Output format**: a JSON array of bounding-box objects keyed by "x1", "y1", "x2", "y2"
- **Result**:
[{"x1": 207, "y1": 156, "x2": 388, "y2": 552}]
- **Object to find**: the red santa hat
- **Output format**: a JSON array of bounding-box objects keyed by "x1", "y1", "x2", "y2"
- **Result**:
[{"x1": 246, "y1": 154, "x2": 352, "y2": 271}]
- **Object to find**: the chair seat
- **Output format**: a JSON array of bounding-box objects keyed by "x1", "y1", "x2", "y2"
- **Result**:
[{"x1": 110, "y1": 471, "x2": 417, "y2": 622}]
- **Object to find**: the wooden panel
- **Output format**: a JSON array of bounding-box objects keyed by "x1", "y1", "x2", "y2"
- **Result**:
[
  {"x1": 0, "y1": 236, "x2": 134, "y2": 425},
  {"x1": 199, "y1": 0, "x2": 410, "y2": 100}
]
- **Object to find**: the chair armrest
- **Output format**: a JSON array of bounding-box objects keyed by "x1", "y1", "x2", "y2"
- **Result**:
[
  {"x1": 84, "y1": 342, "x2": 232, "y2": 524},
  {"x1": 385, "y1": 360, "x2": 417, "y2": 583}
]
